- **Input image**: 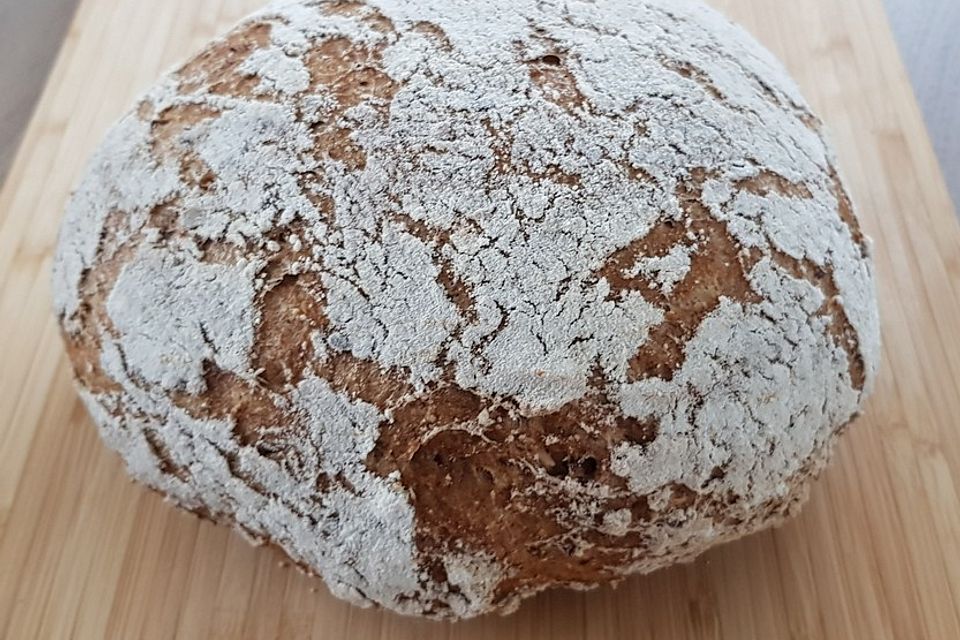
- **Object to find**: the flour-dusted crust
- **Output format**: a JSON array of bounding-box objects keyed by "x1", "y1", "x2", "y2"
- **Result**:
[{"x1": 53, "y1": 0, "x2": 880, "y2": 619}]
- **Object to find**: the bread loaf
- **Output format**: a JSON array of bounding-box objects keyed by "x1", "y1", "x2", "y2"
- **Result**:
[{"x1": 53, "y1": 0, "x2": 881, "y2": 619}]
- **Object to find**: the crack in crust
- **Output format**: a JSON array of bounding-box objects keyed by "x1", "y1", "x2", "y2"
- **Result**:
[
  {"x1": 324, "y1": 0, "x2": 396, "y2": 33},
  {"x1": 64, "y1": 211, "x2": 132, "y2": 396},
  {"x1": 767, "y1": 248, "x2": 866, "y2": 390},
  {"x1": 597, "y1": 167, "x2": 867, "y2": 389},
  {"x1": 829, "y1": 168, "x2": 867, "y2": 254},
  {"x1": 412, "y1": 21, "x2": 454, "y2": 51},
  {"x1": 600, "y1": 169, "x2": 763, "y2": 381},
  {"x1": 177, "y1": 22, "x2": 273, "y2": 96},
  {"x1": 660, "y1": 57, "x2": 725, "y2": 101},
  {"x1": 171, "y1": 365, "x2": 294, "y2": 448},
  {"x1": 303, "y1": 34, "x2": 398, "y2": 171}
]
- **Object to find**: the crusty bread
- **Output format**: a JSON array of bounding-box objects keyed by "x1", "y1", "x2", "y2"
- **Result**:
[{"x1": 53, "y1": 0, "x2": 880, "y2": 620}]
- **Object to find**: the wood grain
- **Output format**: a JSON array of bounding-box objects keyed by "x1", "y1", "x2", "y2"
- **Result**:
[{"x1": 1, "y1": 0, "x2": 959, "y2": 638}]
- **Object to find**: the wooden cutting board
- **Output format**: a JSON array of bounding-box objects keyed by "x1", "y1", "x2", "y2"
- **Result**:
[{"x1": 2, "y1": 0, "x2": 959, "y2": 638}]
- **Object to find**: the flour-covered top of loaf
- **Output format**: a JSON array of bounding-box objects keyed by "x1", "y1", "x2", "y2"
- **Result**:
[{"x1": 53, "y1": 0, "x2": 880, "y2": 619}]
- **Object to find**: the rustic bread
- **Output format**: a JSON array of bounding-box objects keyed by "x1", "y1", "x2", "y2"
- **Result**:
[{"x1": 53, "y1": 0, "x2": 881, "y2": 620}]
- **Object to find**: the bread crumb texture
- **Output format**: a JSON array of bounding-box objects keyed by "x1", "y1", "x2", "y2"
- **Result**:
[{"x1": 54, "y1": 0, "x2": 880, "y2": 619}]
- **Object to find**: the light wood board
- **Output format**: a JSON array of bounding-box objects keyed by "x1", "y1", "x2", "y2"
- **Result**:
[{"x1": 1, "y1": 0, "x2": 959, "y2": 638}]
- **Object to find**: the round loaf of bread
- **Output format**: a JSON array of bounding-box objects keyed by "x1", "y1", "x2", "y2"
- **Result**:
[{"x1": 53, "y1": 0, "x2": 880, "y2": 620}]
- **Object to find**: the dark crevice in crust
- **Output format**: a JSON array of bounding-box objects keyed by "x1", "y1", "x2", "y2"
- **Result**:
[
  {"x1": 143, "y1": 428, "x2": 191, "y2": 482},
  {"x1": 171, "y1": 364, "x2": 294, "y2": 448},
  {"x1": 735, "y1": 169, "x2": 813, "y2": 199},
  {"x1": 829, "y1": 167, "x2": 867, "y2": 254},
  {"x1": 660, "y1": 57, "x2": 725, "y2": 101},
  {"x1": 304, "y1": 35, "x2": 398, "y2": 172},
  {"x1": 599, "y1": 168, "x2": 763, "y2": 382},
  {"x1": 766, "y1": 247, "x2": 866, "y2": 391},
  {"x1": 177, "y1": 22, "x2": 273, "y2": 97}
]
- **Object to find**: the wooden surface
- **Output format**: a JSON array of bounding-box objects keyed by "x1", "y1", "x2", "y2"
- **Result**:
[{"x1": 1, "y1": 0, "x2": 959, "y2": 638}]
